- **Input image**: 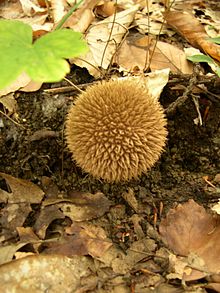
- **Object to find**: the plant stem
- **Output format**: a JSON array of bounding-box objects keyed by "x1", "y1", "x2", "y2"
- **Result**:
[{"x1": 55, "y1": 0, "x2": 84, "y2": 30}]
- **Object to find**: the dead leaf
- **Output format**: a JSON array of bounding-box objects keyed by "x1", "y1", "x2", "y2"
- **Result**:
[
  {"x1": 115, "y1": 34, "x2": 193, "y2": 74},
  {"x1": 16, "y1": 227, "x2": 39, "y2": 242},
  {"x1": 44, "y1": 222, "x2": 112, "y2": 257},
  {"x1": 0, "y1": 203, "x2": 32, "y2": 241},
  {"x1": 64, "y1": 0, "x2": 99, "y2": 32},
  {"x1": 95, "y1": 1, "x2": 116, "y2": 17},
  {"x1": 212, "y1": 200, "x2": 220, "y2": 215},
  {"x1": 0, "y1": 243, "x2": 29, "y2": 265},
  {"x1": 34, "y1": 205, "x2": 65, "y2": 239},
  {"x1": 0, "y1": 173, "x2": 44, "y2": 204},
  {"x1": 122, "y1": 188, "x2": 139, "y2": 213},
  {"x1": 58, "y1": 191, "x2": 112, "y2": 221},
  {"x1": 20, "y1": 0, "x2": 46, "y2": 16},
  {"x1": 0, "y1": 73, "x2": 31, "y2": 97},
  {"x1": 20, "y1": 80, "x2": 43, "y2": 92},
  {"x1": 50, "y1": 0, "x2": 65, "y2": 23},
  {"x1": 74, "y1": 5, "x2": 139, "y2": 76},
  {"x1": 160, "y1": 199, "x2": 220, "y2": 281},
  {"x1": 0, "y1": 254, "x2": 93, "y2": 292},
  {"x1": 165, "y1": 11, "x2": 220, "y2": 62},
  {"x1": 0, "y1": 93, "x2": 17, "y2": 115}
]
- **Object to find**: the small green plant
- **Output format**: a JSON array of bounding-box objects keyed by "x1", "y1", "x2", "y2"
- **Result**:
[
  {"x1": 0, "y1": 19, "x2": 88, "y2": 90},
  {"x1": 187, "y1": 37, "x2": 220, "y2": 77}
]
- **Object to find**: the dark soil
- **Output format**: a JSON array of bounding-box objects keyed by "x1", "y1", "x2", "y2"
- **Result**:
[
  {"x1": 0, "y1": 69, "x2": 220, "y2": 291},
  {"x1": 1, "y1": 72, "x2": 219, "y2": 205}
]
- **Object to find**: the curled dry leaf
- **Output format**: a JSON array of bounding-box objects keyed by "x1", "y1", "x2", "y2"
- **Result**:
[
  {"x1": 0, "y1": 255, "x2": 93, "y2": 293},
  {"x1": 159, "y1": 199, "x2": 220, "y2": 281},
  {"x1": 165, "y1": 11, "x2": 220, "y2": 62},
  {"x1": 74, "y1": 5, "x2": 139, "y2": 76},
  {"x1": 0, "y1": 173, "x2": 44, "y2": 204}
]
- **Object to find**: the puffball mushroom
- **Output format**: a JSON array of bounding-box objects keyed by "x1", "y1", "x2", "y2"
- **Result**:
[{"x1": 66, "y1": 79, "x2": 167, "y2": 182}]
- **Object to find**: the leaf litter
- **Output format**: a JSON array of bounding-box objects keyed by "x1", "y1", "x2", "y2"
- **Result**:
[{"x1": 0, "y1": 0, "x2": 220, "y2": 292}]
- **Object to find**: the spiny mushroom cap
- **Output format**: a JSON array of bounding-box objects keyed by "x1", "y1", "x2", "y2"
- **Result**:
[{"x1": 66, "y1": 79, "x2": 167, "y2": 182}]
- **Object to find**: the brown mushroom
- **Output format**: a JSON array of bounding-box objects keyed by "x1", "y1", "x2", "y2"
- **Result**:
[{"x1": 66, "y1": 79, "x2": 167, "y2": 182}]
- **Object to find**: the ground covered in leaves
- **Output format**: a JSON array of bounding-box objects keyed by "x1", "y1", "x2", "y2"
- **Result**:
[
  {"x1": 1, "y1": 0, "x2": 220, "y2": 292},
  {"x1": 0, "y1": 70, "x2": 220, "y2": 293}
]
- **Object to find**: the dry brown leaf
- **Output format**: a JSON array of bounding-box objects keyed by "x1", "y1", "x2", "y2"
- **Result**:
[
  {"x1": 0, "y1": 243, "x2": 29, "y2": 265},
  {"x1": 0, "y1": 254, "x2": 93, "y2": 292},
  {"x1": 20, "y1": 0, "x2": 46, "y2": 16},
  {"x1": 16, "y1": 227, "x2": 39, "y2": 243},
  {"x1": 0, "y1": 203, "x2": 32, "y2": 241},
  {"x1": 0, "y1": 172, "x2": 44, "y2": 204},
  {"x1": 0, "y1": 1, "x2": 23, "y2": 19},
  {"x1": 150, "y1": 40, "x2": 193, "y2": 73},
  {"x1": 0, "y1": 73, "x2": 31, "y2": 97},
  {"x1": 95, "y1": 1, "x2": 116, "y2": 17},
  {"x1": 74, "y1": 5, "x2": 139, "y2": 76},
  {"x1": 64, "y1": 0, "x2": 99, "y2": 32},
  {"x1": 34, "y1": 205, "x2": 65, "y2": 239},
  {"x1": 160, "y1": 199, "x2": 220, "y2": 281},
  {"x1": 165, "y1": 11, "x2": 220, "y2": 62},
  {"x1": 115, "y1": 35, "x2": 193, "y2": 74},
  {"x1": 58, "y1": 191, "x2": 112, "y2": 221},
  {"x1": 0, "y1": 93, "x2": 17, "y2": 116},
  {"x1": 20, "y1": 80, "x2": 43, "y2": 92},
  {"x1": 44, "y1": 223, "x2": 112, "y2": 257}
]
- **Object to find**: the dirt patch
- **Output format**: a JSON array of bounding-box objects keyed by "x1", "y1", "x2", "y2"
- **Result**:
[
  {"x1": 1, "y1": 74, "x2": 219, "y2": 202},
  {"x1": 0, "y1": 70, "x2": 220, "y2": 291}
]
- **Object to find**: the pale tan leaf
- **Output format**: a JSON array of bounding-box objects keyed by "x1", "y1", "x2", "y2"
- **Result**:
[
  {"x1": 0, "y1": 255, "x2": 93, "y2": 293},
  {"x1": 20, "y1": 0, "x2": 46, "y2": 16},
  {"x1": 0, "y1": 243, "x2": 28, "y2": 265},
  {"x1": 74, "y1": 5, "x2": 139, "y2": 76},
  {"x1": 150, "y1": 41, "x2": 193, "y2": 74},
  {"x1": 51, "y1": 0, "x2": 66, "y2": 24},
  {"x1": 64, "y1": 0, "x2": 99, "y2": 32},
  {"x1": 115, "y1": 35, "x2": 193, "y2": 74},
  {"x1": 212, "y1": 200, "x2": 220, "y2": 215},
  {"x1": 143, "y1": 68, "x2": 170, "y2": 99},
  {"x1": 20, "y1": 80, "x2": 43, "y2": 92},
  {"x1": 0, "y1": 73, "x2": 31, "y2": 97}
]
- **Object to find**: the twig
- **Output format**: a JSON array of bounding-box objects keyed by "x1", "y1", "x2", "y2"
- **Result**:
[
  {"x1": 165, "y1": 65, "x2": 200, "y2": 116},
  {"x1": 64, "y1": 77, "x2": 83, "y2": 93},
  {"x1": 0, "y1": 110, "x2": 24, "y2": 128}
]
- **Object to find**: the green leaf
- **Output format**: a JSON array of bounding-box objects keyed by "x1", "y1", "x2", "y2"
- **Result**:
[
  {"x1": 34, "y1": 29, "x2": 88, "y2": 58},
  {"x1": 207, "y1": 37, "x2": 220, "y2": 45},
  {"x1": 187, "y1": 54, "x2": 214, "y2": 64},
  {"x1": 26, "y1": 47, "x2": 70, "y2": 82},
  {"x1": 216, "y1": 67, "x2": 220, "y2": 77},
  {"x1": 0, "y1": 20, "x2": 32, "y2": 89},
  {"x1": 0, "y1": 19, "x2": 88, "y2": 90}
]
